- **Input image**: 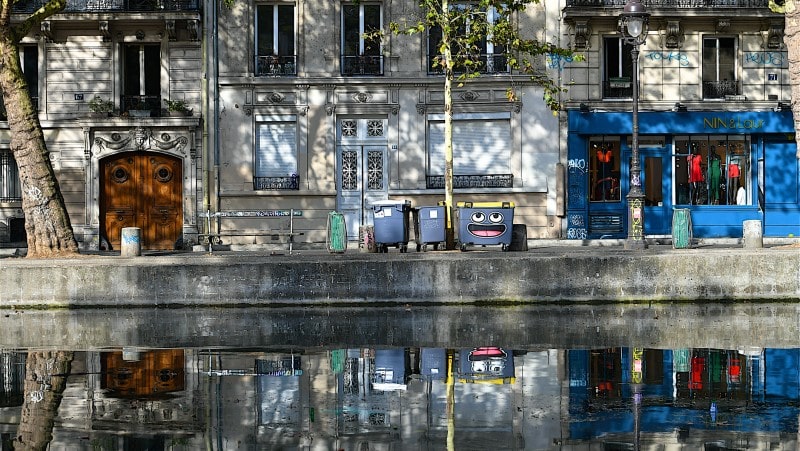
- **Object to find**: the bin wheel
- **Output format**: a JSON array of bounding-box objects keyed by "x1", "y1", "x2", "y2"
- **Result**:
[
  {"x1": 416, "y1": 243, "x2": 422, "y2": 252},
  {"x1": 459, "y1": 243, "x2": 468, "y2": 252},
  {"x1": 401, "y1": 244, "x2": 408, "y2": 253},
  {"x1": 421, "y1": 244, "x2": 428, "y2": 252},
  {"x1": 502, "y1": 244, "x2": 509, "y2": 252}
]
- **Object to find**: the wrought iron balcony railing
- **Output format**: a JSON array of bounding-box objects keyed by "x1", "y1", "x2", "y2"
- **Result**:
[
  {"x1": 565, "y1": 0, "x2": 768, "y2": 7},
  {"x1": 121, "y1": 95, "x2": 162, "y2": 117},
  {"x1": 426, "y1": 174, "x2": 514, "y2": 189},
  {"x1": 341, "y1": 55, "x2": 384, "y2": 76},
  {"x1": 13, "y1": 0, "x2": 200, "y2": 14},
  {"x1": 429, "y1": 54, "x2": 510, "y2": 75},
  {"x1": 703, "y1": 80, "x2": 739, "y2": 99},
  {"x1": 253, "y1": 175, "x2": 300, "y2": 191},
  {"x1": 256, "y1": 55, "x2": 297, "y2": 76}
]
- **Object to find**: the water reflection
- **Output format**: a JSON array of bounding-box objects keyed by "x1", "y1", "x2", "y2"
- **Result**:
[
  {"x1": 2, "y1": 304, "x2": 800, "y2": 449},
  {"x1": 1, "y1": 345, "x2": 799, "y2": 449}
]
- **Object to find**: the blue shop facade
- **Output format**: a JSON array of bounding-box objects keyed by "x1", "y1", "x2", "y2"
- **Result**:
[{"x1": 566, "y1": 110, "x2": 800, "y2": 239}]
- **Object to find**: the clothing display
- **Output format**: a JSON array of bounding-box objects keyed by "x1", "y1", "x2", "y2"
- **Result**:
[
  {"x1": 708, "y1": 154, "x2": 721, "y2": 203},
  {"x1": 687, "y1": 153, "x2": 703, "y2": 183},
  {"x1": 595, "y1": 146, "x2": 615, "y2": 201},
  {"x1": 728, "y1": 159, "x2": 741, "y2": 205}
]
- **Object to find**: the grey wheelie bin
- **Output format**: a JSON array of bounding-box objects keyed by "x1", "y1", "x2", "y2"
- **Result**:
[
  {"x1": 456, "y1": 201, "x2": 515, "y2": 251},
  {"x1": 372, "y1": 200, "x2": 411, "y2": 253},
  {"x1": 414, "y1": 204, "x2": 446, "y2": 251}
]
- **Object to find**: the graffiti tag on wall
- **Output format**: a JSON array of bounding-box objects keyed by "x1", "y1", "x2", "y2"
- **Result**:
[{"x1": 646, "y1": 52, "x2": 690, "y2": 67}]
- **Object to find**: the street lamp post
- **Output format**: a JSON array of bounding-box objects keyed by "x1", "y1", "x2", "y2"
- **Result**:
[{"x1": 619, "y1": 0, "x2": 649, "y2": 250}]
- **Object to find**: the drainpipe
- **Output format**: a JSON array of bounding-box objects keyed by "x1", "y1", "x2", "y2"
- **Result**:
[
  {"x1": 213, "y1": 0, "x2": 221, "y2": 224},
  {"x1": 202, "y1": 0, "x2": 220, "y2": 234}
]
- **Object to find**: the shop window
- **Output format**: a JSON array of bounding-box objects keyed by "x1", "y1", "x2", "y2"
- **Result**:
[
  {"x1": 589, "y1": 138, "x2": 621, "y2": 202},
  {"x1": 254, "y1": 117, "x2": 299, "y2": 190},
  {"x1": 702, "y1": 37, "x2": 737, "y2": 99},
  {"x1": 0, "y1": 150, "x2": 20, "y2": 202},
  {"x1": 427, "y1": 4, "x2": 508, "y2": 75},
  {"x1": 255, "y1": 4, "x2": 296, "y2": 76},
  {"x1": 674, "y1": 135, "x2": 750, "y2": 206},
  {"x1": 426, "y1": 114, "x2": 513, "y2": 188},
  {"x1": 341, "y1": 3, "x2": 383, "y2": 76},
  {"x1": 121, "y1": 44, "x2": 161, "y2": 115},
  {"x1": 603, "y1": 37, "x2": 633, "y2": 99}
]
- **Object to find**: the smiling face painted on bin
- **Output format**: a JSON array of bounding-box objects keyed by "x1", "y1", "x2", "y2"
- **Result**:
[{"x1": 467, "y1": 210, "x2": 507, "y2": 238}]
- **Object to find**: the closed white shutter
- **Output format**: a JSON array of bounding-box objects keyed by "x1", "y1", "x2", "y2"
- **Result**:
[
  {"x1": 428, "y1": 118, "x2": 511, "y2": 175},
  {"x1": 255, "y1": 121, "x2": 297, "y2": 177}
]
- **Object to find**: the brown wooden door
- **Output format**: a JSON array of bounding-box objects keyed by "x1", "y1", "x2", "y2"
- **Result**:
[{"x1": 101, "y1": 152, "x2": 182, "y2": 250}]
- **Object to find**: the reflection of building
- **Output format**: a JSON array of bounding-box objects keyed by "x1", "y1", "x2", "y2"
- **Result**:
[
  {"x1": 0, "y1": 352, "x2": 25, "y2": 448},
  {"x1": 9, "y1": 346, "x2": 800, "y2": 448},
  {"x1": 566, "y1": 347, "x2": 800, "y2": 446}
]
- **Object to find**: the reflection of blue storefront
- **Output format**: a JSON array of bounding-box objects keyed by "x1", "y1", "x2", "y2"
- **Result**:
[
  {"x1": 567, "y1": 110, "x2": 799, "y2": 239},
  {"x1": 567, "y1": 348, "x2": 800, "y2": 440}
]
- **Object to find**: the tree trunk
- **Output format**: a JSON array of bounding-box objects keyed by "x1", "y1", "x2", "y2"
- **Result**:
[
  {"x1": 0, "y1": 29, "x2": 78, "y2": 257},
  {"x1": 442, "y1": 0, "x2": 456, "y2": 250},
  {"x1": 784, "y1": 0, "x2": 800, "y2": 159},
  {"x1": 13, "y1": 351, "x2": 74, "y2": 451}
]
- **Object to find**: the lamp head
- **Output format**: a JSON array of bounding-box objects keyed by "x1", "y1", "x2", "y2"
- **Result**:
[{"x1": 619, "y1": 0, "x2": 650, "y2": 42}]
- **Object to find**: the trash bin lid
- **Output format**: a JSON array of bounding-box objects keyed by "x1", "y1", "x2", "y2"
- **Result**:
[
  {"x1": 372, "y1": 200, "x2": 411, "y2": 207},
  {"x1": 456, "y1": 201, "x2": 514, "y2": 208}
]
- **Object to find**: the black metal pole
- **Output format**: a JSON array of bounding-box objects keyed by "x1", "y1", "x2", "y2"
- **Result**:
[{"x1": 625, "y1": 43, "x2": 647, "y2": 249}]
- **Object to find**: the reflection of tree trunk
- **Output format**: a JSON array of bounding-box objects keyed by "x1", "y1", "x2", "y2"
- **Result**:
[{"x1": 14, "y1": 351, "x2": 73, "y2": 451}]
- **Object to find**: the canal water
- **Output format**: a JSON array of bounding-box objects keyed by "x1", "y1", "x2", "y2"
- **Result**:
[{"x1": 1, "y1": 303, "x2": 799, "y2": 449}]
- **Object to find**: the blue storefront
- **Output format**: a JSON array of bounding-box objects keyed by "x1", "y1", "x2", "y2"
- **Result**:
[{"x1": 566, "y1": 109, "x2": 799, "y2": 239}]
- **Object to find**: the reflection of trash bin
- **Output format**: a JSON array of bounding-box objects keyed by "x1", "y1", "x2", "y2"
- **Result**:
[
  {"x1": 672, "y1": 208, "x2": 692, "y2": 249},
  {"x1": 456, "y1": 201, "x2": 514, "y2": 251},
  {"x1": 372, "y1": 200, "x2": 411, "y2": 253},
  {"x1": 414, "y1": 204, "x2": 446, "y2": 251}
]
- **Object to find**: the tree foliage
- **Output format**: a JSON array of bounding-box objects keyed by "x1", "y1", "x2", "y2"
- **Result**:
[{"x1": 384, "y1": 0, "x2": 578, "y2": 111}]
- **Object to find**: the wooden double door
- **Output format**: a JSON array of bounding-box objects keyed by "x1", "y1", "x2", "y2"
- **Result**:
[{"x1": 100, "y1": 152, "x2": 183, "y2": 250}]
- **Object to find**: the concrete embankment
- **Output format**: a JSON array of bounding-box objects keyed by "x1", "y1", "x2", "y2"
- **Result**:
[{"x1": 1, "y1": 243, "x2": 798, "y2": 308}]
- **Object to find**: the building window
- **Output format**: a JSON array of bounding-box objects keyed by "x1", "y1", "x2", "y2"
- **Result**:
[
  {"x1": 427, "y1": 5, "x2": 508, "y2": 75},
  {"x1": 21, "y1": 45, "x2": 38, "y2": 110},
  {"x1": 674, "y1": 135, "x2": 750, "y2": 206},
  {"x1": 603, "y1": 37, "x2": 633, "y2": 99},
  {"x1": 256, "y1": 4, "x2": 296, "y2": 76},
  {"x1": 254, "y1": 118, "x2": 299, "y2": 190},
  {"x1": 426, "y1": 114, "x2": 513, "y2": 188},
  {"x1": 121, "y1": 44, "x2": 161, "y2": 116},
  {"x1": 702, "y1": 37, "x2": 737, "y2": 99},
  {"x1": 0, "y1": 45, "x2": 39, "y2": 119},
  {"x1": 0, "y1": 150, "x2": 21, "y2": 202},
  {"x1": 341, "y1": 3, "x2": 383, "y2": 76}
]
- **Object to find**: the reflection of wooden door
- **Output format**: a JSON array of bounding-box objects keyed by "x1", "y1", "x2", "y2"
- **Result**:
[
  {"x1": 101, "y1": 152, "x2": 182, "y2": 250},
  {"x1": 101, "y1": 349, "x2": 185, "y2": 397}
]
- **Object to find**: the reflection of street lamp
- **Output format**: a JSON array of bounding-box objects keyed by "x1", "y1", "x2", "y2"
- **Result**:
[{"x1": 619, "y1": 0, "x2": 649, "y2": 250}]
